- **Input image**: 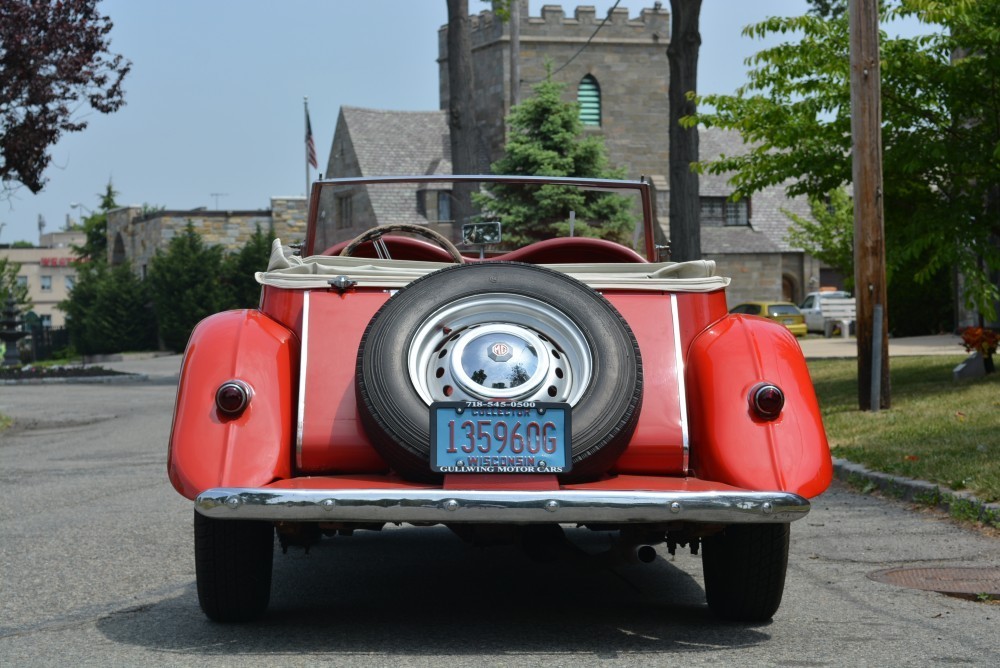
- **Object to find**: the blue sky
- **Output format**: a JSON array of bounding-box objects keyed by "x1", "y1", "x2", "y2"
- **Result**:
[{"x1": 1, "y1": 0, "x2": 832, "y2": 243}]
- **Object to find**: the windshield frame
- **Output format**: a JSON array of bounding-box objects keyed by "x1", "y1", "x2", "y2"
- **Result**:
[{"x1": 304, "y1": 174, "x2": 657, "y2": 260}]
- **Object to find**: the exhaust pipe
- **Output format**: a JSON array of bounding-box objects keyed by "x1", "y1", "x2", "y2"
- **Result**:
[
  {"x1": 633, "y1": 544, "x2": 657, "y2": 564},
  {"x1": 605, "y1": 543, "x2": 658, "y2": 565}
]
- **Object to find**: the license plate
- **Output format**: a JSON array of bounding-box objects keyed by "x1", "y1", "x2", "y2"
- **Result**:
[
  {"x1": 430, "y1": 401, "x2": 571, "y2": 473},
  {"x1": 782, "y1": 318, "x2": 795, "y2": 325}
]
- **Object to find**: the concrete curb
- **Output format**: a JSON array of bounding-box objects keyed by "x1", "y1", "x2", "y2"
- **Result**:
[{"x1": 833, "y1": 457, "x2": 1000, "y2": 528}]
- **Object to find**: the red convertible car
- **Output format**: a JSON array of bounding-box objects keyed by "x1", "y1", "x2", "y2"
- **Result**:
[{"x1": 168, "y1": 176, "x2": 832, "y2": 622}]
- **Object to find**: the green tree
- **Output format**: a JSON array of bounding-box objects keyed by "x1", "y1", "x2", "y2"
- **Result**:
[
  {"x1": 147, "y1": 222, "x2": 227, "y2": 352},
  {"x1": 73, "y1": 180, "x2": 118, "y2": 262},
  {"x1": 785, "y1": 188, "x2": 855, "y2": 289},
  {"x1": 221, "y1": 225, "x2": 275, "y2": 309},
  {"x1": 0, "y1": 0, "x2": 130, "y2": 196},
  {"x1": 60, "y1": 179, "x2": 161, "y2": 354},
  {"x1": 476, "y1": 76, "x2": 635, "y2": 247},
  {"x1": 1, "y1": 256, "x2": 30, "y2": 308},
  {"x1": 691, "y1": 0, "x2": 1000, "y2": 321},
  {"x1": 62, "y1": 261, "x2": 155, "y2": 354}
]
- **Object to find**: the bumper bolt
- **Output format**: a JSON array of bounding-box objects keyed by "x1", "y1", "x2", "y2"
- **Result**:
[
  {"x1": 444, "y1": 499, "x2": 460, "y2": 512},
  {"x1": 544, "y1": 500, "x2": 559, "y2": 512},
  {"x1": 762, "y1": 502, "x2": 773, "y2": 515},
  {"x1": 670, "y1": 502, "x2": 681, "y2": 514},
  {"x1": 225, "y1": 495, "x2": 242, "y2": 510},
  {"x1": 321, "y1": 499, "x2": 336, "y2": 511}
]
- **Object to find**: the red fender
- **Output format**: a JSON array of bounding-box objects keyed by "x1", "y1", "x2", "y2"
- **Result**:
[
  {"x1": 684, "y1": 314, "x2": 832, "y2": 498},
  {"x1": 168, "y1": 310, "x2": 299, "y2": 499}
]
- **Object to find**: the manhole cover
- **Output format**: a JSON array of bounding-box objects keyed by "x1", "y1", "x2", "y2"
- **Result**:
[{"x1": 868, "y1": 567, "x2": 1000, "y2": 597}]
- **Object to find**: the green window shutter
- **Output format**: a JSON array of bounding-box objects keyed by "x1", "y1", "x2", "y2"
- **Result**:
[{"x1": 578, "y1": 75, "x2": 601, "y2": 126}]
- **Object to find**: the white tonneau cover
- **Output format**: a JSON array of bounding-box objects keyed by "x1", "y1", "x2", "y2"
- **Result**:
[{"x1": 257, "y1": 240, "x2": 730, "y2": 293}]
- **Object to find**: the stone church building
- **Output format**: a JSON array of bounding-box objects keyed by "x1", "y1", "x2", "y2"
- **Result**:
[{"x1": 319, "y1": 2, "x2": 827, "y2": 304}]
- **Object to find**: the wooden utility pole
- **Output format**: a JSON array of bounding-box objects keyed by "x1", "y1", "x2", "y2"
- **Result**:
[{"x1": 849, "y1": 0, "x2": 890, "y2": 410}]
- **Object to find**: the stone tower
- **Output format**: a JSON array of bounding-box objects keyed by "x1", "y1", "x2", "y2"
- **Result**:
[{"x1": 438, "y1": 1, "x2": 671, "y2": 181}]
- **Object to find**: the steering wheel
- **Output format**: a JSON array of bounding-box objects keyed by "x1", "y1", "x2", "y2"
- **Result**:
[{"x1": 339, "y1": 223, "x2": 464, "y2": 263}]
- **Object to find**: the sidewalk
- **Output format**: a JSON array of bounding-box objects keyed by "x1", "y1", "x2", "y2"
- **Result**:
[{"x1": 798, "y1": 333, "x2": 966, "y2": 359}]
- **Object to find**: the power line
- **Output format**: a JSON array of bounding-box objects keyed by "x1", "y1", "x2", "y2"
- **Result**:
[{"x1": 522, "y1": 0, "x2": 623, "y2": 83}]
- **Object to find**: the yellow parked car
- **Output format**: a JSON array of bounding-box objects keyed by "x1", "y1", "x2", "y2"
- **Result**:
[{"x1": 729, "y1": 301, "x2": 808, "y2": 337}]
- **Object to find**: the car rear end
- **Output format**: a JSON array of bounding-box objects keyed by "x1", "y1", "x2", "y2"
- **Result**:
[{"x1": 168, "y1": 177, "x2": 832, "y2": 623}]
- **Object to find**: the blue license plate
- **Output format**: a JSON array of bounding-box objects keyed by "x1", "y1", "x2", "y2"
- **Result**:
[{"x1": 430, "y1": 401, "x2": 571, "y2": 473}]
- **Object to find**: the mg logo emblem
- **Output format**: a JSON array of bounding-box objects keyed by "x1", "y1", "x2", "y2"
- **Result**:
[{"x1": 488, "y1": 342, "x2": 513, "y2": 362}]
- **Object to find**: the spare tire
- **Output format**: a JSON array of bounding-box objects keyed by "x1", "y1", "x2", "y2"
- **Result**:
[{"x1": 356, "y1": 262, "x2": 642, "y2": 482}]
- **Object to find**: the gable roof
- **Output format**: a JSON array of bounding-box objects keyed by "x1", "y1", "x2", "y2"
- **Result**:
[
  {"x1": 340, "y1": 107, "x2": 450, "y2": 176},
  {"x1": 327, "y1": 109, "x2": 815, "y2": 253},
  {"x1": 698, "y1": 127, "x2": 813, "y2": 254}
]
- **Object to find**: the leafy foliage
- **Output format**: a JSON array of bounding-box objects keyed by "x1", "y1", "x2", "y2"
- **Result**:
[
  {"x1": 0, "y1": 255, "x2": 30, "y2": 309},
  {"x1": 147, "y1": 223, "x2": 228, "y2": 352},
  {"x1": 59, "y1": 181, "x2": 162, "y2": 355},
  {"x1": 73, "y1": 181, "x2": 119, "y2": 262},
  {"x1": 221, "y1": 225, "x2": 274, "y2": 309},
  {"x1": 0, "y1": 0, "x2": 130, "y2": 195},
  {"x1": 691, "y1": 0, "x2": 1000, "y2": 321},
  {"x1": 785, "y1": 188, "x2": 855, "y2": 289},
  {"x1": 806, "y1": 0, "x2": 847, "y2": 20},
  {"x1": 61, "y1": 215, "x2": 273, "y2": 354},
  {"x1": 476, "y1": 76, "x2": 635, "y2": 247},
  {"x1": 62, "y1": 260, "x2": 155, "y2": 355}
]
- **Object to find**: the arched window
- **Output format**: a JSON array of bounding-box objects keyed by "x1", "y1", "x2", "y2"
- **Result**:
[
  {"x1": 578, "y1": 75, "x2": 601, "y2": 126},
  {"x1": 111, "y1": 232, "x2": 126, "y2": 266}
]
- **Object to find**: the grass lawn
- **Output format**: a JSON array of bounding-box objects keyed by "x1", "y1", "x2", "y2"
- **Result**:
[{"x1": 808, "y1": 356, "x2": 1000, "y2": 503}]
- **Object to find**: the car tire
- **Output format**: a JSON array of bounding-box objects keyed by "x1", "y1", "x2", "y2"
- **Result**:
[
  {"x1": 357, "y1": 262, "x2": 642, "y2": 482},
  {"x1": 194, "y1": 511, "x2": 274, "y2": 622},
  {"x1": 702, "y1": 523, "x2": 790, "y2": 622}
]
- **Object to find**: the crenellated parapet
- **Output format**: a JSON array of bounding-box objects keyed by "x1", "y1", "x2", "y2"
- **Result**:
[
  {"x1": 438, "y1": 2, "x2": 670, "y2": 184},
  {"x1": 445, "y1": 2, "x2": 669, "y2": 51}
]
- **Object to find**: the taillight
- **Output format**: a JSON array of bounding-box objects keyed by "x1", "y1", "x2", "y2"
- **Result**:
[
  {"x1": 216, "y1": 380, "x2": 252, "y2": 416},
  {"x1": 749, "y1": 382, "x2": 784, "y2": 420}
]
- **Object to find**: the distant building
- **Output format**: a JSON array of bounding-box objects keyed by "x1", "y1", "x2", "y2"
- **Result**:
[
  {"x1": 438, "y1": 1, "x2": 670, "y2": 179},
  {"x1": 0, "y1": 231, "x2": 84, "y2": 329},
  {"x1": 107, "y1": 197, "x2": 308, "y2": 275},
  {"x1": 697, "y1": 128, "x2": 825, "y2": 305},
  {"x1": 318, "y1": 2, "x2": 831, "y2": 305},
  {"x1": 317, "y1": 108, "x2": 452, "y2": 253}
]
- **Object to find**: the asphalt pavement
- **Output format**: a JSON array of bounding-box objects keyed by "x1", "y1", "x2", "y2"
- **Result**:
[{"x1": 1, "y1": 374, "x2": 997, "y2": 665}]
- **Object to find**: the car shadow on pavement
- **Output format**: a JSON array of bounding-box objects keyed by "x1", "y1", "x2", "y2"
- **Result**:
[{"x1": 96, "y1": 526, "x2": 772, "y2": 658}]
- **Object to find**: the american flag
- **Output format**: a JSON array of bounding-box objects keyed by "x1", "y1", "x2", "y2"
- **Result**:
[{"x1": 306, "y1": 109, "x2": 318, "y2": 170}]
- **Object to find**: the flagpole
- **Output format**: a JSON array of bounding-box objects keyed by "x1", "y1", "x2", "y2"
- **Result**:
[{"x1": 304, "y1": 96, "x2": 310, "y2": 197}]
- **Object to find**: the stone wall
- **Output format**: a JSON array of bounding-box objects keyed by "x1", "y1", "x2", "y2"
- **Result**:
[
  {"x1": 439, "y1": 2, "x2": 671, "y2": 180},
  {"x1": 107, "y1": 197, "x2": 307, "y2": 275},
  {"x1": 709, "y1": 251, "x2": 816, "y2": 306}
]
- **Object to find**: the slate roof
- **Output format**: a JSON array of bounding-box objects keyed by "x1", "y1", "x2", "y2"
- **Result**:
[
  {"x1": 698, "y1": 127, "x2": 813, "y2": 255},
  {"x1": 341, "y1": 107, "x2": 450, "y2": 176},
  {"x1": 330, "y1": 109, "x2": 815, "y2": 253},
  {"x1": 337, "y1": 107, "x2": 451, "y2": 226}
]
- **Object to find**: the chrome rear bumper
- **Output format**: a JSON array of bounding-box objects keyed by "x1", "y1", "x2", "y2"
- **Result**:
[{"x1": 195, "y1": 487, "x2": 811, "y2": 524}]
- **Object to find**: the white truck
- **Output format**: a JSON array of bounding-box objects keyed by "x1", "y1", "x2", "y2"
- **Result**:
[{"x1": 799, "y1": 291, "x2": 856, "y2": 337}]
